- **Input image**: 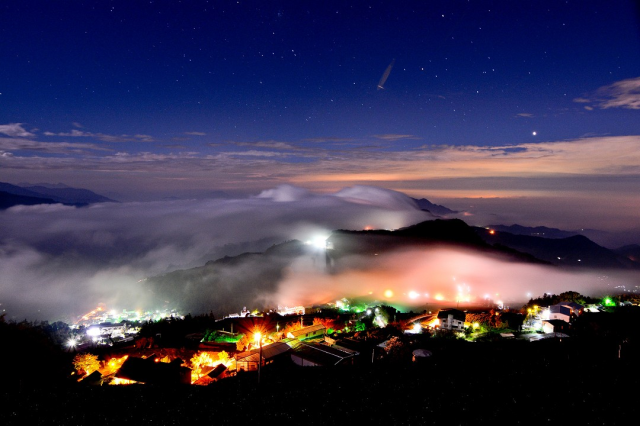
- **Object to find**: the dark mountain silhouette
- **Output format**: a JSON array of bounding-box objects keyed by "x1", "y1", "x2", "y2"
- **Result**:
[
  {"x1": 411, "y1": 197, "x2": 457, "y2": 215},
  {"x1": 614, "y1": 244, "x2": 640, "y2": 266},
  {"x1": 0, "y1": 191, "x2": 58, "y2": 209},
  {"x1": 0, "y1": 181, "x2": 115, "y2": 208},
  {"x1": 21, "y1": 185, "x2": 115, "y2": 204},
  {"x1": 486, "y1": 223, "x2": 622, "y2": 248},
  {"x1": 476, "y1": 227, "x2": 639, "y2": 269},
  {"x1": 326, "y1": 218, "x2": 546, "y2": 267},
  {"x1": 144, "y1": 240, "x2": 318, "y2": 315},
  {"x1": 488, "y1": 224, "x2": 578, "y2": 239}
]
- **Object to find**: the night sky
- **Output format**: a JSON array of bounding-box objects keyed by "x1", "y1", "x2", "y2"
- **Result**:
[
  {"x1": 2, "y1": 1, "x2": 640, "y2": 320},
  {"x1": 1, "y1": 0, "x2": 640, "y2": 227}
]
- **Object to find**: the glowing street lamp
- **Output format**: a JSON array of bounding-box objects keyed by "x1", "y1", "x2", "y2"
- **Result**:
[
  {"x1": 66, "y1": 338, "x2": 78, "y2": 352},
  {"x1": 254, "y1": 332, "x2": 263, "y2": 384}
]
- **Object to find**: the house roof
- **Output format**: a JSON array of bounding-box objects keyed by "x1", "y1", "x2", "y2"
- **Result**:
[
  {"x1": 436, "y1": 309, "x2": 466, "y2": 321},
  {"x1": 115, "y1": 356, "x2": 191, "y2": 385},
  {"x1": 235, "y1": 341, "x2": 291, "y2": 362},
  {"x1": 557, "y1": 301, "x2": 583, "y2": 311},
  {"x1": 289, "y1": 324, "x2": 326, "y2": 338},
  {"x1": 331, "y1": 344, "x2": 359, "y2": 356},
  {"x1": 291, "y1": 342, "x2": 355, "y2": 366},
  {"x1": 280, "y1": 337, "x2": 303, "y2": 350},
  {"x1": 550, "y1": 305, "x2": 572, "y2": 316}
]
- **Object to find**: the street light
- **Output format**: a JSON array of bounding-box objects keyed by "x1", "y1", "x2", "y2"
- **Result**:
[
  {"x1": 66, "y1": 337, "x2": 78, "y2": 352},
  {"x1": 253, "y1": 332, "x2": 262, "y2": 384}
]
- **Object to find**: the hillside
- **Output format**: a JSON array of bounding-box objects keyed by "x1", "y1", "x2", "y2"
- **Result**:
[
  {"x1": 326, "y1": 219, "x2": 546, "y2": 266},
  {"x1": 0, "y1": 181, "x2": 115, "y2": 208},
  {"x1": 0, "y1": 190, "x2": 58, "y2": 209},
  {"x1": 144, "y1": 240, "x2": 317, "y2": 315},
  {"x1": 476, "y1": 228, "x2": 639, "y2": 269}
]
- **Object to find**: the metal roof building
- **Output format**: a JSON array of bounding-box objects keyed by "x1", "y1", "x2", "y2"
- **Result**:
[
  {"x1": 234, "y1": 341, "x2": 291, "y2": 371},
  {"x1": 290, "y1": 342, "x2": 356, "y2": 367}
]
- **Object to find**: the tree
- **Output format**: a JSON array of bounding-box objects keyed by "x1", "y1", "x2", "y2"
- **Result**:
[
  {"x1": 73, "y1": 353, "x2": 100, "y2": 376},
  {"x1": 236, "y1": 340, "x2": 245, "y2": 352},
  {"x1": 190, "y1": 352, "x2": 214, "y2": 380},
  {"x1": 282, "y1": 321, "x2": 302, "y2": 337},
  {"x1": 383, "y1": 336, "x2": 411, "y2": 360}
]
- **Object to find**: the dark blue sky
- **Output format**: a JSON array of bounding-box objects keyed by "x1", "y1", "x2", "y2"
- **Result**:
[
  {"x1": 1, "y1": 1, "x2": 640, "y2": 215},
  {"x1": 2, "y1": 1, "x2": 640, "y2": 321}
]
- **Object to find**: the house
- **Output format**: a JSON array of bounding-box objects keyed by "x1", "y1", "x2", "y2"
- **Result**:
[
  {"x1": 192, "y1": 364, "x2": 228, "y2": 386},
  {"x1": 287, "y1": 324, "x2": 326, "y2": 341},
  {"x1": 115, "y1": 355, "x2": 191, "y2": 385},
  {"x1": 437, "y1": 309, "x2": 466, "y2": 330},
  {"x1": 558, "y1": 301, "x2": 584, "y2": 315},
  {"x1": 549, "y1": 305, "x2": 572, "y2": 322},
  {"x1": 542, "y1": 319, "x2": 570, "y2": 334},
  {"x1": 234, "y1": 341, "x2": 291, "y2": 372},
  {"x1": 290, "y1": 342, "x2": 356, "y2": 367}
]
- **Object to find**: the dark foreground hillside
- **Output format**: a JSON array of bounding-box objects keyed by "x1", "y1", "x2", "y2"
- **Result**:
[{"x1": 3, "y1": 336, "x2": 638, "y2": 426}]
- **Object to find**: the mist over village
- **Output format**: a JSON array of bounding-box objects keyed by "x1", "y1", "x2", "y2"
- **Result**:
[{"x1": 2, "y1": 1, "x2": 640, "y2": 425}]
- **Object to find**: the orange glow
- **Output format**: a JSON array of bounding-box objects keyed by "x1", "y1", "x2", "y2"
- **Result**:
[
  {"x1": 428, "y1": 318, "x2": 440, "y2": 328},
  {"x1": 434, "y1": 294, "x2": 444, "y2": 301},
  {"x1": 384, "y1": 289, "x2": 394, "y2": 298},
  {"x1": 489, "y1": 230, "x2": 495, "y2": 235},
  {"x1": 111, "y1": 377, "x2": 136, "y2": 385}
]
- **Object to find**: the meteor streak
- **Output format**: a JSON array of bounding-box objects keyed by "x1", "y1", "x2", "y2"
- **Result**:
[{"x1": 377, "y1": 59, "x2": 395, "y2": 90}]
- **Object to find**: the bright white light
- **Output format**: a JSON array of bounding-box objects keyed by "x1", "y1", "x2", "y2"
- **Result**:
[
  {"x1": 311, "y1": 235, "x2": 328, "y2": 249},
  {"x1": 366, "y1": 309, "x2": 372, "y2": 315},
  {"x1": 408, "y1": 291, "x2": 419, "y2": 299},
  {"x1": 86, "y1": 327, "x2": 100, "y2": 337}
]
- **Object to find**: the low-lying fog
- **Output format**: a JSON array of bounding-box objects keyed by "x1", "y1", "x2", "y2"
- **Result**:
[{"x1": 0, "y1": 185, "x2": 636, "y2": 321}]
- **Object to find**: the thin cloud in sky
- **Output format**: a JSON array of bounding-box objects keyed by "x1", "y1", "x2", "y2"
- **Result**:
[
  {"x1": 302, "y1": 137, "x2": 357, "y2": 143},
  {"x1": 373, "y1": 134, "x2": 420, "y2": 141},
  {"x1": 43, "y1": 129, "x2": 155, "y2": 143},
  {"x1": 185, "y1": 131, "x2": 206, "y2": 136},
  {"x1": 575, "y1": 76, "x2": 640, "y2": 110},
  {"x1": 0, "y1": 123, "x2": 35, "y2": 137},
  {"x1": 3, "y1": 134, "x2": 640, "y2": 181},
  {"x1": 596, "y1": 76, "x2": 640, "y2": 109},
  {"x1": 0, "y1": 137, "x2": 110, "y2": 154},
  {"x1": 234, "y1": 140, "x2": 299, "y2": 150}
]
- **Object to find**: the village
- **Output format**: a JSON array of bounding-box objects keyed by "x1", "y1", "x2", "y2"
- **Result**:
[{"x1": 67, "y1": 291, "x2": 639, "y2": 387}]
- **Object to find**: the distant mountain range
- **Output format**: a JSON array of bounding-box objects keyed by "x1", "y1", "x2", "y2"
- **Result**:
[
  {"x1": 0, "y1": 182, "x2": 116, "y2": 209},
  {"x1": 411, "y1": 198, "x2": 458, "y2": 216},
  {"x1": 143, "y1": 218, "x2": 639, "y2": 314},
  {"x1": 475, "y1": 226, "x2": 640, "y2": 269}
]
